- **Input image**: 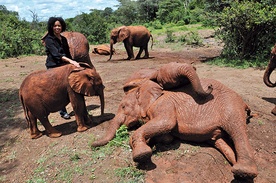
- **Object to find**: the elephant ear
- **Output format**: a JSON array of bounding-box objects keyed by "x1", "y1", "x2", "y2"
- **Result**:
[
  {"x1": 118, "y1": 26, "x2": 130, "y2": 42},
  {"x1": 123, "y1": 79, "x2": 148, "y2": 94},
  {"x1": 68, "y1": 66, "x2": 101, "y2": 96},
  {"x1": 136, "y1": 80, "x2": 163, "y2": 118}
]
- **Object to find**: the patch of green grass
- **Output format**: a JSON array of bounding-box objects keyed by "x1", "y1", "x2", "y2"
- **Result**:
[
  {"x1": 115, "y1": 166, "x2": 145, "y2": 183},
  {"x1": 257, "y1": 120, "x2": 265, "y2": 125},
  {"x1": 207, "y1": 57, "x2": 267, "y2": 69}
]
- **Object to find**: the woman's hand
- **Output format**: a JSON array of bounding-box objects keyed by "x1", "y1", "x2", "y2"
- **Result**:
[
  {"x1": 70, "y1": 60, "x2": 80, "y2": 67},
  {"x1": 62, "y1": 56, "x2": 80, "y2": 67}
]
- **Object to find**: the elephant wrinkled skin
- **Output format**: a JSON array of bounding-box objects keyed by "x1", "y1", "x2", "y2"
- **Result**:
[
  {"x1": 109, "y1": 25, "x2": 153, "y2": 61},
  {"x1": 263, "y1": 44, "x2": 276, "y2": 115},
  {"x1": 19, "y1": 63, "x2": 105, "y2": 139},
  {"x1": 92, "y1": 65, "x2": 257, "y2": 180}
]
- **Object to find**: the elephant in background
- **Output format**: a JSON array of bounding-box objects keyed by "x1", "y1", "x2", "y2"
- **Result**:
[
  {"x1": 92, "y1": 67, "x2": 257, "y2": 180},
  {"x1": 108, "y1": 25, "x2": 153, "y2": 61},
  {"x1": 92, "y1": 44, "x2": 115, "y2": 55},
  {"x1": 263, "y1": 44, "x2": 276, "y2": 115},
  {"x1": 19, "y1": 63, "x2": 105, "y2": 139},
  {"x1": 41, "y1": 31, "x2": 94, "y2": 67}
]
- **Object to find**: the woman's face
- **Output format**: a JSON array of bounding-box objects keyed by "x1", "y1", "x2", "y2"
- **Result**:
[{"x1": 53, "y1": 21, "x2": 62, "y2": 35}]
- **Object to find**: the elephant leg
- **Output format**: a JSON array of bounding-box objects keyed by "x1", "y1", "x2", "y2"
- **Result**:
[
  {"x1": 211, "y1": 138, "x2": 236, "y2": 165},
  {"x1": 226, "y1": 119, "x2": 258, "y2": 179},
  {"x1": 38, "y1": 117, "x2": 62, "y2": 138},
  {"x1": 271, "y1": 105, "x2": 276, "y2": 115},
  {"x1": 142, "y1": 45, "x2": 149, "y2": 59},
  {"x1": 27, "y1": 111, "x2": 43, "y2": 139},
  {"x1": 130, "y1": 117, "x2": 176, "y2": 163},
  {"x1": 124, "y1": 42, "x2": 134, "y2": 60},
  {"x1": 70, "y1": 97, "x2": 89, "y2": 132},
  {"x1": 135, "y1": 47, "x2": 144, "y2": 59}
]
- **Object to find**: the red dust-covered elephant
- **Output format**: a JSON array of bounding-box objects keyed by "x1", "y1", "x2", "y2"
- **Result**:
[
  {"x1": 108, "y1": 25, "x2": 153, "y2": 61},
  {"x1": 92, "y1": 62, "x2": 258, "y2": 180},
  {"x1": 42, "y1": 31, "x2": 94, "y2": 67},
  {"x1": 19, "y1": 63, "x2": 104, "y2": 139}
]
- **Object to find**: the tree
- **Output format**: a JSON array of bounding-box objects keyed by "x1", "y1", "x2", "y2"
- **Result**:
[{"x1": 137, "y1": 0, "x2": 159, "y2": 22}]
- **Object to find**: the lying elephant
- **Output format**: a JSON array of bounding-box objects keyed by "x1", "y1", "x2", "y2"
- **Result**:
[
  {"x1": 92, "y1": 72, "x2": 257, "y2": 180},
  {"x1": 92, "y1": 44, "x2": 115, "y2": 55},
  {"x1": 124, "y1": 62, "x2": 213, "y2": 97},
  {"x1": 19, "y1": 63, "x2": 105, "y2": 139}
]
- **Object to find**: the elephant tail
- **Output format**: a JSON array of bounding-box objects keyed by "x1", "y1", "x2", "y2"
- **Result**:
[
  {"x1": 19, "y1": 92, "x2": 31, "y2": 128},
  {"x1": 245, "y1": 104, "x2": 258, "y2": 124},
  {"x1": 150, "y1": 34, "x2": 153, "y2": 49}
]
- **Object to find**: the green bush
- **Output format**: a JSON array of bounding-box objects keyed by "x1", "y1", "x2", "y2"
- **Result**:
[
  {"x1": 215, "y1": 1, "x2": 276, "y2": 60},
  {"x1": 165, "y1": 29, "x2": 176, "y2": 43},
  {"x1": 178, "y1": 31, "x2": 203, "y2": 46}
]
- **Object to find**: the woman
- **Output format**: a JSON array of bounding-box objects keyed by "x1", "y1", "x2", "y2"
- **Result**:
[{"x1": 44, "y1": 17, "x2": 80, "y2": 119}]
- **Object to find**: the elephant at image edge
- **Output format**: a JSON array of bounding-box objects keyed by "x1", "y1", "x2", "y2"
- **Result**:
[
  {"x1": 263, "y1": 44, "x2": 276, "y2": 115},
  {"x1": 92, "y1": 77, "x2": 257, "y2": 180},
  {"x1": 41, "y1": 31, "x2": 94, "y2": 67},
  {"x1": 19, "y1": 63, "x2": 105, "y2": 139},
  {"x1": 109, "y1": 25, "x2": 153, "y2": 61}
]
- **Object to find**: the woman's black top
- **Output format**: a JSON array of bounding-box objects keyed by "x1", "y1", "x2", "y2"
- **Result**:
[{"x1": 44, "y1": 34, "x2": 72, "y2": 68}]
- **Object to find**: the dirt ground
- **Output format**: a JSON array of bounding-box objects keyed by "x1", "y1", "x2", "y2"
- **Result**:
[{"x1": 0, "y1": 32, "x2": 275, "y2": 183}]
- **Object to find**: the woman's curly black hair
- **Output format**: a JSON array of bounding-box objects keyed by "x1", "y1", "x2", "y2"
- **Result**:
[{"x1": 47, "y1": 17, "x2": 66, "y2": 36}]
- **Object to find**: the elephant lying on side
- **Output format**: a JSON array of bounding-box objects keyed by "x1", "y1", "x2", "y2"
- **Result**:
[
  {"x1": 92, "y1": 66, "x2": 257, "y2": 179},
  {"x1": 263, "y1": 44, "x2": 276, "y2": 115},
  {"x1": 19, "y1": 63, "x2": 105, "y2": 139},
  {"x1": 109, "y1": 25, "x2": 153, "y2": 61},
  {"x1": 41, "y1": 31, "x2": 94, "y2": 67},
  {"x1": 92, "y1": 45, "x2": 115, "y2": 55}
]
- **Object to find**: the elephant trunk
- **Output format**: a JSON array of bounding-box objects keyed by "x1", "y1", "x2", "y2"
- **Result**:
[
  {"x1": 263, "y1": 61, "x2": 276, "y2": 87},
  {"x1": 108, "y1": 40, "x2": 114, "y2": 61},
  {"x1": 185, "y1": 66, "x2": 213, "y2": 97},
  {"x1": 156, "y1": 63, "x2": 212, "y2": 97},
  {"x1": 91, "y1": 117, "x2": 122, "y2": 147}
]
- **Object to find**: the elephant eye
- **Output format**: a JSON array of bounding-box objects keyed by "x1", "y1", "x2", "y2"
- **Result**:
[{"x1": 88, "y1": 76, "x2": 94, "y2": 81}]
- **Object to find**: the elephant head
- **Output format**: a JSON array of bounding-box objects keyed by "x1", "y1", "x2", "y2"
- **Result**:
[
  {"x1": 91, "y1": 79, "x2": 161, "y2": 147},
  {"x1": 68, "y1": 63, "x2": 105, "y2": 115},
  {"x1": 263, "y1": 44, "x2": 276, "y2": 87},
  {"x1": 109, "y1": 26, "x2": 129, "y2": 61}
]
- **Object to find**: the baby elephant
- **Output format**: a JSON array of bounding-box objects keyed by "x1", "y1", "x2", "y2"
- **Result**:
[
  {"x1": 19, "y1": 63, "x2": 105, "y2": 139},
  {"x1": 92, "y1": 71, "x2": 258, "y2": 180}
]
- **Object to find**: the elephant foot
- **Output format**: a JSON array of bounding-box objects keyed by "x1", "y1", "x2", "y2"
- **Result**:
[
  {"x1": 77, "y1": 125, "x2": 89, "y2": 132},
  {"x1": 126, "y1": 57, "x2": 135, "y2": 61},
  {"x1": 47, "y1": 131, "x2": 62, "y2": 138},
  {"x1": 31, "y1": 131, "x2": 43, "y2": 139},
  {"x1": 232, "y1": 161, "x2": 258, "y2": 179},
  {"x1": 132, "y1": 142, "x2": 152, "y2": 163}
]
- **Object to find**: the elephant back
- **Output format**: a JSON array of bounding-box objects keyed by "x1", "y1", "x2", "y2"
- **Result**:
[{"x1": 62, "y1": 31, "x2": 94, "y2": 67}]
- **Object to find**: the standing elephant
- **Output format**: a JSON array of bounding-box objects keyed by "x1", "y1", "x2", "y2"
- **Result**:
[
  {"x1": 263, "y1": 44, "x2": 276, "y2": 115},
  {"x1": 19, "y1": 63, "x2": 105, "y2": 139},
  {"x1": 92, "y1": 73, "x2": 257, "y2": 180},
  {"x1": 41, "y1": 31, "x2": 94, "y2": 67},
  {"x1": 108, "y1": 25, "x2": 153, "y2": 61}
]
